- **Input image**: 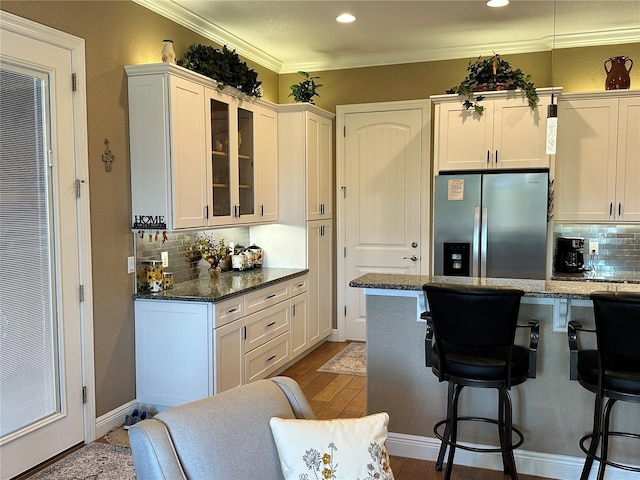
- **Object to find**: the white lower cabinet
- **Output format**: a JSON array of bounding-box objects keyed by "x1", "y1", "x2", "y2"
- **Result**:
[
  {"x1": 290, "y1": 291, "x2": 309, "y2": 359},
  {"x1": 308, "y1": 221, "x2": 333, "y2": 345},
  {"x1": 135, "y1": 300, "x2": 213, "y2": 408},
  {"x1": 245, "y1": 332, "x2": 290, "y2": 384},
  {"x1": 135, "y1": 274, "x2": 309, "y2": 409},
  {"x1": 213, "y1": 317, "x2": 245, "y2": 394}
]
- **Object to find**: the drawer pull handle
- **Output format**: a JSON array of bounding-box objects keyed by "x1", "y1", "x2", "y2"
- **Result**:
[
  {"x1": 227, "y1": 308, "x2": 237, "y2": 314},
  {"x1": 266, "y1": 294, "x2": 276, "y2": 299},
  {"x1": 297, "y1": 283, "x2": 304, "y2": 287},
  {"x1": 267, "y1": 355, "x2": 277, "y2": 362},
  {"x1": 266, "y1": 321, "x2": 276, "y2": 327}
]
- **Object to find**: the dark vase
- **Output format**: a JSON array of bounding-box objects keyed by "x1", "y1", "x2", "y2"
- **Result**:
[{"x1": 604, "y1": 56, "x2": 633, "y2": 90}]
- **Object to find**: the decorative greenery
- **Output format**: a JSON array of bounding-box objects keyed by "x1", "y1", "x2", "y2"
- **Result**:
[
  {"x1": 446, "y1": 54, "x2": 538, "y2": 115},
  {"x1": 178, "y1": 44, "x2": 262, "y2": 97},
  {"x1": 183, "y1": 234, "x2": 228, "y2": 269},
  {"x1": 288, "y1": 71, "x2": 323, "y2": 104}
]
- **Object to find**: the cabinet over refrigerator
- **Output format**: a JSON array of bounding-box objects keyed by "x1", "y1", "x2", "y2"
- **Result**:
[{"x1": 433, "y1": 171, "x2": 549, "y2": 280}]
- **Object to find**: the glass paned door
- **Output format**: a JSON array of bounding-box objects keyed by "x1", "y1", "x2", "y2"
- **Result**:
[
  {"x1": 211, "y1": 98, "x2": 231, "y2": 218},
  {"x1": 0, "y1": 65, "x2": 60, "y2": 437},
  {"x1": 238, "y1": 108, "x2": 254, "y2": 216},
  {"x1": 1, "y1": 17, "x2": 85, "y2": 478}
]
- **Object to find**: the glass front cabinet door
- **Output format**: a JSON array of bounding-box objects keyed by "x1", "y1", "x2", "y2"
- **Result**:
[{"x1": 207, "y1": 88, "x2": 259, "y2": 225}]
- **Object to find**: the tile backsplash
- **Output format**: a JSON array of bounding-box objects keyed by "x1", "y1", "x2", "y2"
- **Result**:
[
  {"x1": 135, "y1": 227, "x2": 251, "y2": 286},
  {"x1": 553, "y1": 224, "x2": 640, "y2": 278}
]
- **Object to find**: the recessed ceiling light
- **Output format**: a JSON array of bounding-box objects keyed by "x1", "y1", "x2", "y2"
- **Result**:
[
  {"x1": 336, "y1": 13, "x2": 356, "y2": 23},
  {"x1": 487, "y1": 0, "x2": 509, "y2": 6}
]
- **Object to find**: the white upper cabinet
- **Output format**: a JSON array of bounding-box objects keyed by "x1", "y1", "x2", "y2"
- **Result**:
[
  {"x1": 126, "y1": 63, "x2": 277, "y2": 231},
  {"x1": 305, "y1": 112, "x2": 333, "y2": 220},
  {"x1": 254, "y1": 106, "x2": 279, "y2": 223},
  {"x1": 432, "y1": 89, "x2": 553, "y2": 173},
  {"x1": 555, "y1": 90, "x2": 640, "y2": 223}
]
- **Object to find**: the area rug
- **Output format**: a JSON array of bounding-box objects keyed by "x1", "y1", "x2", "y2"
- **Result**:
[
  {"x1": 104, "y1": 425, "x2": 130, "y2": 448},
  {"x1": 317, "y1": 342, "x2": 366, "y2": 376},
  {"x1": 28, "y1": 442, "x2": 135, "y2": 480}
]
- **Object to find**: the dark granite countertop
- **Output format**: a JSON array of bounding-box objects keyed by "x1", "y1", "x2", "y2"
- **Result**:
[
  {"x1": 349, "y1": 273, "x2": 640, "y2": 300},
  {"x1": 134, "y1": 267, "x2": 308, "y2": 303},
  {"x1": 551, "y1": 271, "x2": 640, "y2": 284}
]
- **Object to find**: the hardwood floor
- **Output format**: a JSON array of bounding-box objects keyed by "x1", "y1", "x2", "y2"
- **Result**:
[
  {"x1": 279, "y1": 340, "x2": 554, "y2": 480},
  {"x1": 18, "y1": 340, "x2": 554, "y2": 480}
]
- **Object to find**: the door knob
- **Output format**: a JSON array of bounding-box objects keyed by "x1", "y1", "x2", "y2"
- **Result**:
[{"x1": 403, "y1": 255, "x2": 418, "y2": 261}]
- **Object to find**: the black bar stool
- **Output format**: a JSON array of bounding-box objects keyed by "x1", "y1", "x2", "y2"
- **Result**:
[
  {"x1": 568, "y1": 291, "x2": 640, "y2": 480},
  {"x1": 422, "y1": 283, "x2": 539, "y2": 480}
]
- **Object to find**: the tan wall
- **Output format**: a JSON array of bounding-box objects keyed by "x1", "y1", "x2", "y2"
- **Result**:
[
  {"x1": 279, "y1": 45, "x2": 640, "y2": 113},
  {"x1": 0, "y1": 0, "x2": 278, "y2": 417},
  {"x1": 1, "y1": 0, "x2": 638, "y2": 418}
]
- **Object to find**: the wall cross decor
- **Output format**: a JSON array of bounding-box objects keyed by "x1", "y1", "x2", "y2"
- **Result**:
[{"x1": 102, "y1": 138, "x2": 114, "y2": 172}]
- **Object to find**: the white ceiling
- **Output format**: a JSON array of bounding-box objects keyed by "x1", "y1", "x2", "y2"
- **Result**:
[{"x1": 134, "y1": 0, "x2": 640, "y2": 73}]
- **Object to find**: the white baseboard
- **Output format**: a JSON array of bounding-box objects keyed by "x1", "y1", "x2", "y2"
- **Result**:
[
  {"x1": 387, "y1": 432, "x2": 640, "y2": 480},
  {"x1": 327, "y1": 328, "x2": 340, "y2": 342},
  {"x1": 94, "y1": 399, "x2": 138, "y2": 440}
]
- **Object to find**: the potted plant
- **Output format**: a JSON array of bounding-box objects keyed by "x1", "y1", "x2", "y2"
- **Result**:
[
  {"x1": 446, "y1": 54, "x2": 538, "y2": 115},
  {"x1": 288, "y1": 71, "x2": 323, "y2": 104},
  {"x1": 178, "y1": 44, "x2": 262, "y2": 98}
]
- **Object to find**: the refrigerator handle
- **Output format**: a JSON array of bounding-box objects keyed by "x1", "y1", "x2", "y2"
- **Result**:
[
  {"x1": 481, "y1": 206, "x2": 488, "y2": 278},
  {"x1": 473, "y1": 206, "x2": 481, "y2": 277}
]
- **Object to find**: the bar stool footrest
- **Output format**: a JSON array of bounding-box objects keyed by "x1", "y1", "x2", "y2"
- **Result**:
[
  {"x1": 434, "y1": 416, "x2": 524, "y2": 454},
  {"x1": 579, "y1": 431, "x2": 640, "y2": 473}
]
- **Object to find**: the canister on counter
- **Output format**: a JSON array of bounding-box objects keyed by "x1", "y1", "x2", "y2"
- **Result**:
[
  {"x1": 138, "y1": 260, "x2": 164, "y2": 292},
  {"x1": 163, "y1": 271, "x2": 174, "y2": 290}
]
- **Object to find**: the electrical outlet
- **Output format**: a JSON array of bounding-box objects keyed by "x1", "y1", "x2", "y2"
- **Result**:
[
  {"x1": 589, "y1": 242, "x2": 599, "y2": 256},
  {"x1": 127, "y1": 256, "x2": 135, "y2": 274},
  {"x1": 161, "y1": 251, "x2": 169, "y2": 267}
]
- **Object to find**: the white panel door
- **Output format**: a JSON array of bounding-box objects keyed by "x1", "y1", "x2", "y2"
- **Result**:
[
  {"x1": 343, "y1": 108, "x2": 424, "y2": 341},
  {"x1": 0, "y1": 15, "x2": 88, "y2": 479}
]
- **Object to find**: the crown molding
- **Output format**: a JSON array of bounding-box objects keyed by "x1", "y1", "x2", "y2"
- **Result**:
[
  {"x1": 132, "y1": 1, "x2": 640, "y2": 74},
  {"x1": 131, "y1": 0, "x2": 284, "y2": 72}
]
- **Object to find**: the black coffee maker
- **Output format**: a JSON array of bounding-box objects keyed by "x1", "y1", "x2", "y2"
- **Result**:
[{"x1": 555, "y1": 237, "x2": 585, "y2": 273}]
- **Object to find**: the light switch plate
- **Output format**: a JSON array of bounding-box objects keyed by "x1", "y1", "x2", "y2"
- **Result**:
[
  {"x1": 589, "y1": 242, "x2": 599, "y2": 256},
  {"x1": 127, "y1": 256, "x2": 135, "y2": 274},
  {"x1": 161, "y1": 251, "x2": 169, "y2": 267}
]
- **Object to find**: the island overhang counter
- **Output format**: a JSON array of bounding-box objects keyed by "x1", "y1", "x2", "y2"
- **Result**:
[{"x1": 349, "y1": 274, "x2": 640, "y2": 480}]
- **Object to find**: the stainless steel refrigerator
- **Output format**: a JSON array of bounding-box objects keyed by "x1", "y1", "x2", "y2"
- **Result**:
[{"x1": 433, "y1": 171, "x2": 548, "y2": 280}]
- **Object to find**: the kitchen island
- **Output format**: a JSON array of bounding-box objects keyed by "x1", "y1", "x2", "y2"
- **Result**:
[{"x1": 350, "y1": 273, "x2": 640, "y2": 480}]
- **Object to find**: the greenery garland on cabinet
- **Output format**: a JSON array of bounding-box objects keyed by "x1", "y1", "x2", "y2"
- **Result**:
[
  {"x1": 178, "y1": 44, "x2": 262, "y2": 97},
  {"x1": 447, "y1": 54, "x2": 538, "y2": 115}
]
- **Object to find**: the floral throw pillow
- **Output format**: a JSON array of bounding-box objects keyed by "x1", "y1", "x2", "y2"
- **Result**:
[{"x1": 269, "y1": 412, "x2": 394, "y2": 480}]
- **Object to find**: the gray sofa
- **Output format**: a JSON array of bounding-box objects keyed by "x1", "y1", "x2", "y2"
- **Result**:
[{"x1": 129, "y1": 376, "x2": 316, "y2": 480}]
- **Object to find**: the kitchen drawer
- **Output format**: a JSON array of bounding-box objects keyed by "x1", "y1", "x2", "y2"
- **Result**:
[
  {"x1": 214, "y1": 296, "x2": 244, "y2": 328},
  {"x1": 290, "y1": 274, "x2": 309, "y2": 296},
  {"x1": 244, "y1": 332, "x2": 290, "y2": 383},
  {"x1": 244, "y1": 280, "x2": 290, "y2": 315},
  {"x1": 244, "y1": 301, "x2": 290, "y2": 353}
]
